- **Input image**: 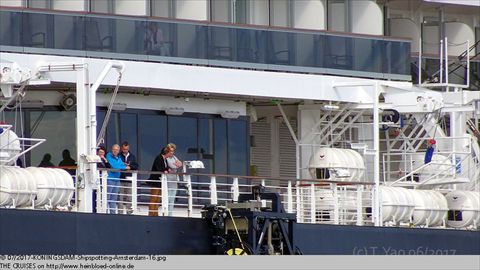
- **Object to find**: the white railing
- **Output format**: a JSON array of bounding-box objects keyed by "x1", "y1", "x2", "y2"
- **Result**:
[
  {"x1": 95, "y1": 168, "x2": 375, "y2": 226},
  {"x1": 381, "y1": 143, "x2": 476, "y2": 187}
]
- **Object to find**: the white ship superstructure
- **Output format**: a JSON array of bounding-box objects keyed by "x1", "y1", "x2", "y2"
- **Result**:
[{"x1": 0, "y1": 0, "x2": 479, "y2": 232}]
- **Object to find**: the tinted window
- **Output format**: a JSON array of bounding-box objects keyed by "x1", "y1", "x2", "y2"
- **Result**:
[{"x1": 138, "y1": 114, "x2": 167, "y2": 170}]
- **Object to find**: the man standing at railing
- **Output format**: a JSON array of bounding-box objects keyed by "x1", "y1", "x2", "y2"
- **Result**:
[
  {"x1": 119, "y1": 141, "x2": 139, "y2": 214},
  {"x1": 106, "y1": 144, "x2": 130, "y2": 214},
  {"x1": 148, "y1": 147, "x2": 173, "y2": 216}
]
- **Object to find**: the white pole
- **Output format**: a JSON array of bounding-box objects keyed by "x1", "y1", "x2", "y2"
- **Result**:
[
  {"x1": 287, "y1": 180, "x2": 293, "y2": 213},
  {"x1": 76, "y1": 64, "x2": 93, "y2": 213},
  {"x1": 131, "y1": 172, "x2": 138, "y2": 215},
  {"x1": 186, "y1": 174, "x2": 193, "y2": 217},
  {"x1": 445, "y1": 37, "x2": 449, "y2": 86},
  {"x1": 232, "y1": 177, "x2": 239, "y2": 202},
  {"x1": 310, "y1": 183, "x2": 316, "y2": 224},
  {"x1": 418, "y1": 38, "x2": 422, "y2": 85},
  {"x1": 161, "y1": 174, "x2": 169, "y2": 216},
  {"x1": 440, "y1": 39, "x2": 444, "y2": 84},
  {"x1": 373, "y1": 82, "x2": 381, "y2": 226},
  {"x1": 210, "y1": 176, "x2": 218, "y2": 205},
  {"x1": 101, "y1": 170, "x2": 108, "y2": 213}
]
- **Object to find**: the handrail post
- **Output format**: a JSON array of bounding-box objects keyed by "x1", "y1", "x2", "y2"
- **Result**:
[
  {"x1": 373, "y1": 186, "x2": 381, "y2": 225},
  {"x1": 161, "y1": 174, "x2": 169, "y2": 216},
  {"x1": 332, "y1": 183, "x2": 339, "y2": 225},
  {"x1": 310, "y1": 183, "x2": 316, "y2": 224},
  {"x1": 296, "y1": 181, "x2": 302, "y2": 222},
  {"x1": 210, "y1": 176, "x2": 218, "y2": 205},
  {"x1": 356, "y1": 185, "x2": 364, "y2": 226},
  {"x1": 185, "y1": 173, "x2": 193, "y2": 217},
  {"x1": 232, "y1": 177, "x2": 239, "y2": 202},
  {"x1": 287, "y1": 181, "x2": 293, "y2": 213},
  {"x1": 101, "y1": 170, "x2": 108, "y2": 213},
  {"x1": 131, "y1": 172, "x2": 138, "y2": 215}
]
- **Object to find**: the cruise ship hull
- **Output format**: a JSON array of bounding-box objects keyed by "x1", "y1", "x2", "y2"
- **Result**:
[{"x1": 1, "y1": 209, "x2": 478, "y2": 255}]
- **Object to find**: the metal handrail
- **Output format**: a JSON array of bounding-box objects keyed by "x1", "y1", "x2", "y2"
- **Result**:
[{"x1": 97, "y1": 167, "x2": 375, "y2": 186}]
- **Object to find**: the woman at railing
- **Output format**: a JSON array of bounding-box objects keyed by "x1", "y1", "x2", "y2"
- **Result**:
[
  {"x1": 165, "y1": 143, "x2": 183, "y2": 216},
  {"x1": 148, "y1": 147, "x2": 173, "y2": 216}
]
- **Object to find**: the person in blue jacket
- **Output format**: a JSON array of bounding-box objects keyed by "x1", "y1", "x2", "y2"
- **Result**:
[
  {"x1": 106, "y1": 144, "x2": 130, "y2": 214},
  {"x1": 424, "y1": 139, "x2": 436, "y2": 164}
]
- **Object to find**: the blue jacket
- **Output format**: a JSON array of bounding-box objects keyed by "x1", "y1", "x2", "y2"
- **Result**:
[{"x1": 106, "y1": 152, "x2": 126, "y2": 181}]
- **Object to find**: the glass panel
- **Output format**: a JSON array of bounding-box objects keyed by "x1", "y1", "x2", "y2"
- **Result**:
[
  {"x1": 105, "y1": 112, "x2": 120, "y2": 149},
  {"x1": 151, "y1": 0, "x2": 174, "y2": 18},
  {"x1": 198, "y1": 118, "x2": 214, "y2": 174},
  {"x1": 209, "y1": 26, "x2": 235, "y2": 60},
  {"x1": 313, "y1": 34, "x2": 326, "y2": 68},
  {"x1": 29, "y1": 111, "x2": 77, "y2": 167},
  {"x1": 22, "y1": 12, "x2": 51, "y2": 48},
  {"x1": 85, "y1": 16, "x2": 114, "y2": 52},
  {"x1": 167, "y1": 116, "x2": 198, "y2": 163},
  {"x1": 227, "y1": 119, "x2": 247, "y2": 176},
  {"x1": 234, "y1": 0, "x2": 248, "y2": 24},
  {"x1": 28, "y1": 0, "x2": 50, "y2": 9},
  {"x1": 214, "y1": 119, "x2": 227, "y2": 174},
  {"x1": 294, "y1": 32, "x2": 316, "y2": 67},
  {"x1": 119, "y1": 113, "x2": 138, "y2": 157},
  {"x1": 421, "y1": 22, "x2": 440, "y2": 55},
  {"x1": 353, "y1": 38, "x2": 382, "y2": 73},
  {"x1": 210, "y1": 0, "x2": 231, "y2": 23},
  {"x1": 214, "y1": 119, "x2": 228, "y2": 199},
  {"x1": 328, "y1": 0, "x2": 346, "y2": 32},
  {"x1": 114, "y1": 18, "x2": 145, "y2": 54},
  {"x1": 0, "y1": 11, "x2": 22, "y2": 46},
  {"x1": 235, "y1": 28, "x2": 267, "y2": 63},
  {"x1": 53, "y1": 14, "x2": 84, "y2": 50},
  {"x1": 0, "y1": 10, "x2": 412, "y2": 78},
  {"x1": 176, "y1": 24, "x2": 208, "y2": 59},
  {"x1": 138, "y1": 114, "x2": 167, "y2": 171},
  {"x1": 267, "y1": 31, "x2": 293, "y2": 65},
  {"x1": 387, "y1": 41, "x2": 410, "y2": 75},
  {"x1": 323, "y1": 35, "x2": 353, "y2": 70},
  {"x1": 145, "y1": 21, "x2": 175, "y2": 56},
  {"x1": 90, "y1": 0, "x2": 113, "y2": 13},
  {"x1": 270, "y1": 0, "x2": 290, "y2": 27},
  {"x1": 196, "y1": 118, "x2": 213, "y2": 204}
]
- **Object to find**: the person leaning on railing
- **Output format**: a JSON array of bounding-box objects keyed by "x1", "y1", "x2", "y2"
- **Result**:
[
  {"x1": 148, "y1": 147, "x2": 173, "y2": 216},
  {"x1": 165, "y1": 143, "x2": 182, "y2": 216}
]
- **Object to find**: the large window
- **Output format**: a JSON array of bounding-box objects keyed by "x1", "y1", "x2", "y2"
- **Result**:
[
  {"x1": 210, "y1": 0, "x2": 249, "y2": 24},
  {"x1": 150, "y1": 0, "x2": 175, "y2": 18},
  {"x1": 27, "y1": 0, "x2": 51, "y2": 9},
  {"x1": 421, "y1": 16, "x2": 441, "y2": 54},
  {"x1": 327, "y1": 0, "x2": 348, "y2": 32},
  {"x1": 90, "y1": 0, "x2": 114, "y2": 13},
  {"x1": 269, "y1": 0, "x2": 293, "y2": 28},
  {"x1": 1, "y1": 108, "x2": 249, "y2": 178},
  {"x1": 29, "y1": 111, "x2": 77, "y2": 167}
]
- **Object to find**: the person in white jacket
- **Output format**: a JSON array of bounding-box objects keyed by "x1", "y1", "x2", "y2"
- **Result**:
[{"x1": 165, "y1": 143, "x2": 182, "y2": 216}]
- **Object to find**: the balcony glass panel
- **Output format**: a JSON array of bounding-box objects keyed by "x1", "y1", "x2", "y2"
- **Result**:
[
  {"x1": 22, "y1": 12, "x2": 51, "y2": 48},
  {"x1": 0, "y1": 11, "x2": 22, "y2": 47},
  {"x1": 85, "y1": 17, "x2": 114, "y2": 52},
  {"x1": 0, "y1": 9, "x2": 411, "y2": 79}
]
